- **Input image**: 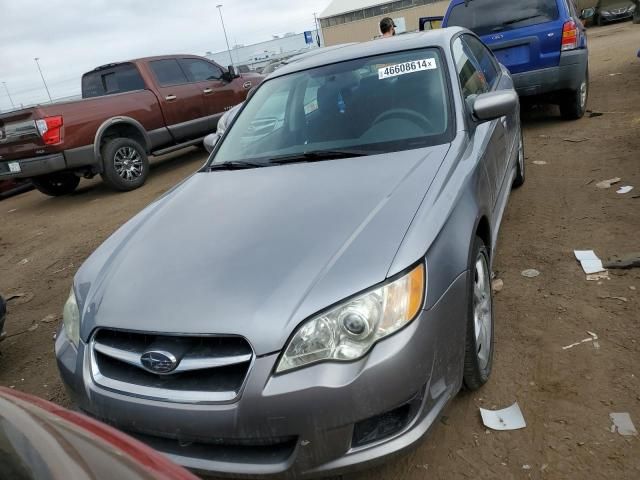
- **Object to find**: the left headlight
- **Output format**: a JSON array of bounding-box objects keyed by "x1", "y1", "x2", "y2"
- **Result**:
[
  {"x1": 276, "y1": 263, "x2": 425, "y2": 373},
  {"x1": 62, "y1": 288, "x2": 80, "y2": 347}
]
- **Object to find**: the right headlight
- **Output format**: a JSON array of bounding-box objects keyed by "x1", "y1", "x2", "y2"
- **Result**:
[
  {"x1": 276, "y1": 263, "x2": 425, "y2": 373},
  {"x1": 62, "y1": 288, "x2": 80, "y2": 347}
]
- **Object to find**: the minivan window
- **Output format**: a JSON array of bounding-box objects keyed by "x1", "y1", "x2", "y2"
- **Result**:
[
  {"x1": 150, "y1": 59, "x2": 188, "y2": 87},
  {"x1": 81, "y1": 63, "x2": 145, "y2": 99},
  {"x1": 447, "y1": 0, "x2": 560, "y2": 36},
  {"x1": 211, "y1": 48, "x2": 452, "y2": 165}
]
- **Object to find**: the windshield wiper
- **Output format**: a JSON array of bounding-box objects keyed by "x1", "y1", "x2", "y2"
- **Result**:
[
  {"x1": 207, "y1": 160, "x2": 267, "y2": 171},
  {"x1": 491, "y1": 14, "x2": 545, "y2": 31},
  {"x1": 268, "y1": 149, "x2": 371, "y2": 165}
]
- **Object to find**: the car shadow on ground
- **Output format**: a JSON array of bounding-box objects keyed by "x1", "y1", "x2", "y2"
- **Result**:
[{"x1": 10, "y1": 146, "x2": 207, "y2": 210}]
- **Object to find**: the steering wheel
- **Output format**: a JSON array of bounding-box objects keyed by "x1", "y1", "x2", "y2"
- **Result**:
[{"x1": 371, "y1": 108, "x2": 434, "y2": 132}]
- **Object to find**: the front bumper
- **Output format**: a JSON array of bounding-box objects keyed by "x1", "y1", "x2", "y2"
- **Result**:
[
  {"x1": 56, "y1": 272, "x2": 468, "y2": 478},
  {"x1": 512, "y1": 49, "x2": 588, "y2": 97},
  {"x1": 600, "y1": 11, "x2": 634, "y2": 22}
]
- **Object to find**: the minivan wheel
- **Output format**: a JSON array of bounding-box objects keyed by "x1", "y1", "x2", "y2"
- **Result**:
[
  {"x1": 560, "y1": 74, "x2": 588, "y2": 120},
  {"x1": 512, "y1": 130, "x2": 525, "y2": 188},
  {"x1": 32, "y1": 172, "x2": 80, "y2": 197},
  {"x1": 100, "y1": 138, "x2": 149, "y2": 191},
  {"x1": 462, "y1": 237, "x2": 494, "y2": 391}
]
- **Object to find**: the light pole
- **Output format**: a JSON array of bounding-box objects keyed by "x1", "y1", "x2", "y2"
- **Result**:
[
  {"x1": 313, "y1": 13, "x2": 322, "y2": 47},
  {"x1": 216, "y1": 5, "x2": 234, "y2": 68},
  {"x1": 2, "y1": 82, "x2": 15, "y2": 109},
  {"x1": 34, "y1": 57, "x2": 53, "y2": 103}
]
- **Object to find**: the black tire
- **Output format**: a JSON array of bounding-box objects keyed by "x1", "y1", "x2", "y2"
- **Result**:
[
  {"x1": 462, "y1": 237, "x2": 494, "y2": 391},
  {"x1": 32, "y1": 172, "x2": 80, "y2": 197},
  {"x1": 512, "y1": 130, "x2": 525, "y2": 188},
  {"x1": 100, "y1": 138, "x2": 149, "y2": 191},
  {"x1": 560, "y1": 71, "x2": 589, "y2": 120}
]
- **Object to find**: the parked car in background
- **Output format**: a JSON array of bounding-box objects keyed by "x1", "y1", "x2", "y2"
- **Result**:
[
  {"x1": 57, "y1": 28, "x2": 524, "y2": 478},
  {"x1": 0, "y1": 387, "x2": 199, "y2": 480},
  {"x1": 0, "y1": 55, "x2": 262, "y2": 196},
  {"x1": 203, "y1": 102, "x2": 242, "y2": 152},
  {"x1": 586, "y1": 0, "x2": 637, "y2": 25},
  {"x1": 444, "y1": 0, "x2": 589, "y2": 119},
  {"x1": 0, "y1": 295, "x2": 6, "y2": 342}
]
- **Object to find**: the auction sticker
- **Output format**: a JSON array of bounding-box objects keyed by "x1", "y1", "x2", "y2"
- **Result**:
[{"x1": 378, "y1": 58, "x2": 437, "y2": 80}]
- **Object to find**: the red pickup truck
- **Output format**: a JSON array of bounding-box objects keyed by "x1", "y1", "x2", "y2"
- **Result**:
[{"x1": 0, "y1": 55, "x2": 262, "y2": 196}]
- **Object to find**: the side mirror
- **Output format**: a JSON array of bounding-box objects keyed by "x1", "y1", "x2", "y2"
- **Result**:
[
  {"x1": 203, "y1": 133, "x2": 221, "y2": 153},
  {"x1": 472, "y1": 91, "x2": 518, "y2": 122},
  {"x1": 222, "y1": 65, "x2": 238, "y2": 82},
  {"x1": 580, "y1": 8, "x2": 595, "y2": 20}
]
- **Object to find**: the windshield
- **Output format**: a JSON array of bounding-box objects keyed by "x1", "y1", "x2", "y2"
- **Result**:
[
  {"x1": 447, "y1": 0, "x2": 560, "y2": 36},
  {"x1": 211, "y1": 48, "x2": 451, "y2": 165}
]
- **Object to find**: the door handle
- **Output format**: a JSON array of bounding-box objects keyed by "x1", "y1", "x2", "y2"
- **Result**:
[
  {"x1": 165, "y1": 95, "x2": 177, "y2": 101},
  {"x1": 203, "y1": 88, "x2": 213, "y2": 94}
]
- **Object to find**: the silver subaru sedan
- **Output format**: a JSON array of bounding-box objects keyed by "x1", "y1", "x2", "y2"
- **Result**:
[{"x1": 56, "y1": 27, "x2": 524, "y2": 478}]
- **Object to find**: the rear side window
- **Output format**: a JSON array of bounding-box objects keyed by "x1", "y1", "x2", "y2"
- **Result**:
[
  {"x1": 179, "y1": 59, "x2": 223, "y2": 82},
  {"x1": 150, "y1": 59, "x2": 188, "y2": 87},
  {"x1": 81, "y1": 63, "x2": 145, "y2": 99},
  {"x1": 462, "y1": 35, "x2": 500, "y2": 88},
  {"x1": 447, "y1": 0, "x2": 560, "y2": 36},
  {"x1": 452, "y1": 37, "x2": 490, "y2": 100}
]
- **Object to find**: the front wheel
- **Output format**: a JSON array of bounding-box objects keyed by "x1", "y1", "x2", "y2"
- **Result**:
[
  {"x1": 100, "y1": 138, "x2": 149, "y2": 191},
  {"x1": 560, "y1": 74, "x2": 588, "y2": 120},
  {"x1": 32, "y1": 172, "x2": 80, "y2": 197},
  {"x1": 462, "y1": 237, "x2": 494, "y2": 391}
]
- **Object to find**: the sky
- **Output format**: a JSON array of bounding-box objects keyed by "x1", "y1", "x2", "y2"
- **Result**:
[{"x1": 0, "y1": 0, "x2": 330, "y2": 111}]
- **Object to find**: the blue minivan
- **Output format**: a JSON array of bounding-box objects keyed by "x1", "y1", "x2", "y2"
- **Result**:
[{"x1": 443, "y1": 0, "x2": 589, "y2": 120}]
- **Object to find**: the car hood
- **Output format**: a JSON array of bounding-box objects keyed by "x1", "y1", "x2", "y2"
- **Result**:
[{"x1": 76, "y1": 145, "x2": 450, "y2": 354}]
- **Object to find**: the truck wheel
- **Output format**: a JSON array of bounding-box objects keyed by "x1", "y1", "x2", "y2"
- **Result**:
[
  {"x1": 560, "y1": 72, "x2": 588, "y2": 120},
  {"x1": 32, "y1": 172, "x2": 80, "y2": 197},
  {"x1": 100, "y1": 138, "x2": 149, "y2": 191}
]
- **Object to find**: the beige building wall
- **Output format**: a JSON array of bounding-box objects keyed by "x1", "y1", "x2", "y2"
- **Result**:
[{"x1": 321, "y1": 1, "x2": 450, "y2": 46}]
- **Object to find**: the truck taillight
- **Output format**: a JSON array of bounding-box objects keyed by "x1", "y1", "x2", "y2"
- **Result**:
[
  {"x1": 561, "y1": 20, "x2": 578, "y2": 51},
  {"x1": 35, "y1": 116, "x2": 64, "y2": 145}
]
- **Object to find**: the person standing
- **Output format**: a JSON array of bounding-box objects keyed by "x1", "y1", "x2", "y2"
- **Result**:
[{"x1": 379, "y1": 17, "x2": 396, "y2": 37}]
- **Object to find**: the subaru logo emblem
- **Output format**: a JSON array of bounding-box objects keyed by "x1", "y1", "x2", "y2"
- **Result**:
[{"x1": 140, "y1": 350, "x2": 178, "y2": 374}]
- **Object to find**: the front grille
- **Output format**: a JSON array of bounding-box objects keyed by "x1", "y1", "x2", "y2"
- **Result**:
[
  {"x1": 90, "y1": 329, "x2": 253, "y2": 404},
  {"x1": 128, "y1": 430, "x2": 298, "y2": 466}
]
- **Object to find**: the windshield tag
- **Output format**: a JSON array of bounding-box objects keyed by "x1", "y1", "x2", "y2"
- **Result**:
[{"x1": 378, "y1": 58, "x2": 437, "y2": 80}]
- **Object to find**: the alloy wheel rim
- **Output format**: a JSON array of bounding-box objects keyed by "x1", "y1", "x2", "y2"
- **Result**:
[
  {"x1": 579, "y1": 81, "x2": 588, "y2": 109},
  {"x1": 114, "y1": 146, "x2": 143, "y2": 181},
  {"x1": 473, "y1": 253, "x2": 492, "y2": 370}
]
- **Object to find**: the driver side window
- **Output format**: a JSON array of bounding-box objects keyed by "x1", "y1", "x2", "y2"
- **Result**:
[{"x1": 452, "y1": 37, "x2": 489, "y2": 100}]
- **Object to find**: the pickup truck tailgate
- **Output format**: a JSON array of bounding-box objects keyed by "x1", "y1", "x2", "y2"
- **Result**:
[{"x1": 0, "y1": 109, "x2": 46, "y2": 161}]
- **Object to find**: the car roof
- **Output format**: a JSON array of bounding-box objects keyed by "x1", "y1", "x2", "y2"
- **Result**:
[{"x1": 271, "y1": 28, "x2": 465, "y2": 78}]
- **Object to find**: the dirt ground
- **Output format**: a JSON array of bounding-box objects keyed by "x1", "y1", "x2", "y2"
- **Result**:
[{"x1": 1, "y1": 22, "x2": 639, "y2": 480}]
